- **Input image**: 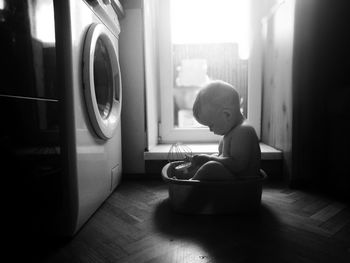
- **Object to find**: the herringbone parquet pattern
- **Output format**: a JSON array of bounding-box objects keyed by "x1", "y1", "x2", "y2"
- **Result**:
[{"x1": 33, "y1": 180, "x2": 350, "y2": 263}]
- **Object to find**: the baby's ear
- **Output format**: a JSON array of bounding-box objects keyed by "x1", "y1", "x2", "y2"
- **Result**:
[{"x1": 222, "y1": 109, "x2": 232, "y2": 120}]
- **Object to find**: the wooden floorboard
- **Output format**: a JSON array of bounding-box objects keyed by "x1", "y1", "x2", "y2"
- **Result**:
[{"x1": 26, "y1": 179, "x2": 350, "y2": 263}]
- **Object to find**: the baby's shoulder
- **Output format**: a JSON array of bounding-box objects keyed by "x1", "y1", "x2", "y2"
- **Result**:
[
  {"x1": 226, "y1": 124, "x2": 258, "y2": 147},
  {"x1": 233, "y1": 123, "x2": 256, "y2": 137}
]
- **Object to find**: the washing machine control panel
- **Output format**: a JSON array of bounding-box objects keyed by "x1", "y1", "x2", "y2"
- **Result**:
[
  {"x1": 85, "y1": 0, "x2": 124, "y2": 18},
  {"x1": 85, "y1": 0, "x2": 98, "y2": 6},
  {"x1": 84, "y1": 0, "x2": 123, "y2": 36},
  {"x1": 85, "y1": 0, "x2": 109, "y2": 6}
]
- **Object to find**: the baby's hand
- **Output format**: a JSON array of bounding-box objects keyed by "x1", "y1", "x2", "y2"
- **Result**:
[{"x1": 191, "y1": 154, "x2": 211, "y2": 167}]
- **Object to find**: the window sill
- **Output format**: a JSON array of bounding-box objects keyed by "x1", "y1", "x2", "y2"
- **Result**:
[{"x1": 144, "y1": 142, "x2": 282, "y2": 160}]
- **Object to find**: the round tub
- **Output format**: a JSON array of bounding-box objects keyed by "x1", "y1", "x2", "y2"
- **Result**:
[{"x1": 161, "y1": 162, "x2": 267, "y2": 214}]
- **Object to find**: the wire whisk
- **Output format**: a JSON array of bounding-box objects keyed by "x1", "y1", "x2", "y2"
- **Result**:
[
  {"x1": 167, "y1": 143, "x2": 194, "y2": 178},
  {"x1": 167, "y1": 142, "x2": 193, "y2": 163}
]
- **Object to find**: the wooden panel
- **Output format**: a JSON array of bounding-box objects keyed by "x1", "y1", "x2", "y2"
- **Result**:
[{"x1": 261, "y1": 0, "x2": 294, "y2": 180}]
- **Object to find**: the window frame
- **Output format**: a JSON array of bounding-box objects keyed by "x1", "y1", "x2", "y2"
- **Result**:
[{"x1": 155, "y1": 0, "x2": 261, "y2": 144}]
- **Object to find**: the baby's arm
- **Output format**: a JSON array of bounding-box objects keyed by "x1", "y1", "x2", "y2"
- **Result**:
[
  {"x1": 218, "y1": 138, "x2": 223, "y2": 155},
  {"x1": 191, "y1": 138, "x2": 223, "y2": 166}
]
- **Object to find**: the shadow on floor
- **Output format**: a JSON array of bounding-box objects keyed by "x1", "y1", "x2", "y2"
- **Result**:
[{"x1": 153, "y1": 198, "x2": 288, "y2": 262}]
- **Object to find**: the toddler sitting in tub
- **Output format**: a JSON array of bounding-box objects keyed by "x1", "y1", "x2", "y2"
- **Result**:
[{"x1": 189, "y1": 80, "x2": 261, "y2": 180}]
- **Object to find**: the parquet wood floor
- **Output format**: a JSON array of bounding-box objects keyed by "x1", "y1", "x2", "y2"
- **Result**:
[{"x1": 28, "y1": 179, "x2": 350, "y2": 263}]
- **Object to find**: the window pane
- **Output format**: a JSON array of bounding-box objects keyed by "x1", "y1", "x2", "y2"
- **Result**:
[{"x1": 170, "y1": 0, "x2": 249, "y2": 128}]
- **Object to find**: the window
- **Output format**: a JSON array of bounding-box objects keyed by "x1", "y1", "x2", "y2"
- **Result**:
[{"x1": 145, "y1": 0, "x2": 261, "y2": 144}]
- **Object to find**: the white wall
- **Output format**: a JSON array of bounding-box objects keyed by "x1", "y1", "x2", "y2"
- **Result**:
[
  {"x1": 143, "y1": 0, "x2": 159, "y2": 149},
  {"x1": 119, "y1": 0, "x2": 146, "y2": 174}
]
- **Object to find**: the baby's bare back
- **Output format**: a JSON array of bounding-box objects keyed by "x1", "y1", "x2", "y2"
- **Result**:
[{"x1": 221, "y1": 123, "x2": 261, "y2": 178}]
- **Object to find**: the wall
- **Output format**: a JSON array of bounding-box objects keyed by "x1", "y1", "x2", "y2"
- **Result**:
[
  {"x1": 261, "y1": 0, "x2": 350, "y2": 200},
  {"x1": 249, "y1": 0, "x2": 280, "y2": 139},
  {"x1": 260, "y1": 0, "x2": 294, "y2": 181},
  {"x1": 119, "y1": 0, "x2": 146, "y2": 174},
  {"x1": 143, "y1": 0, "x2": 159, "y2": 149},
  {"x1": 291, "y1": 0, "x2": 350, "y2": 199},
  {"x1": 289, "y1": 0, "x2": 320, "y2": 185}
]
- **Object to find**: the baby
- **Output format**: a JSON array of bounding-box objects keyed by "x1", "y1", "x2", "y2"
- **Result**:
[{"x1": 190, "y1": 80, "x2": 261, "y2": 180}]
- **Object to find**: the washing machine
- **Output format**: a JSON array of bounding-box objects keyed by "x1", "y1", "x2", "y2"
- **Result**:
[
  {"x1": 0, "y1": 0, "x2": 123, "y2": 236},
  {"x1": 56, "y1": 0, "x2": 123, "y2": 235}
]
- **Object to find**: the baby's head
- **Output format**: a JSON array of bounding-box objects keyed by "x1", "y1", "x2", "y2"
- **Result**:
[{"x1": 193, "y1": 80, "x2": 243, "y2": 135}]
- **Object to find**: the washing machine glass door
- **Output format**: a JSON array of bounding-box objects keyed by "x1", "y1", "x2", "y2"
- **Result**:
[{"x1": 83, "y1": 23, "x2": 122, "y2": 140}]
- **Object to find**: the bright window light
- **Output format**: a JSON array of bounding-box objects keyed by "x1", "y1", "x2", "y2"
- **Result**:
[
  {"x1": 33, "y1": 0, "x2": 55, "y2": 44},
  {"x1": 0, "y1": 0, "x2": 6, "y2": 10},
  {"x1": 170, "y1": 0, "x2": 250, "y2": 59}
]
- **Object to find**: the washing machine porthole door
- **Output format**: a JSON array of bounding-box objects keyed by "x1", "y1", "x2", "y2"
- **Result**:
[{"x1": 83, "y1": 23, "x2": 122, "y2": 140}]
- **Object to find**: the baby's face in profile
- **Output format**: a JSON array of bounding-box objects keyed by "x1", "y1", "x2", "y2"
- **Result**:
[{"x1": 198, "y1": 106, "x2": 232, "y2": 136}]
